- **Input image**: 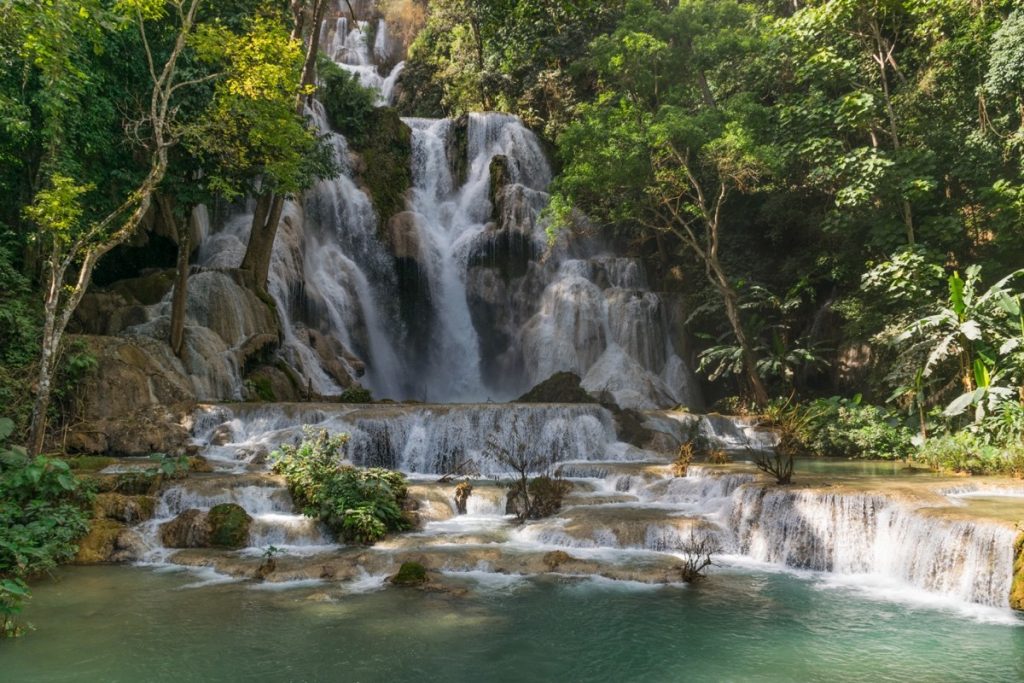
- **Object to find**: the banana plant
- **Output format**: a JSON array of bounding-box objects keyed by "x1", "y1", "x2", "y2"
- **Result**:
[{"x1": 897, "y1": 266, "x2": 1024, "y2": 407}]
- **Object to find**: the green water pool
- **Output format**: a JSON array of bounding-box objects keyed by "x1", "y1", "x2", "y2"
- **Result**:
[{"x1": 3, "y1": 565, "x2": 1022, "y2": 682}]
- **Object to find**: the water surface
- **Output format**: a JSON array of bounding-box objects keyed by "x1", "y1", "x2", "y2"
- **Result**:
[{"x1": 4, "y1": 566, "x2": 1022, "y2": 682}]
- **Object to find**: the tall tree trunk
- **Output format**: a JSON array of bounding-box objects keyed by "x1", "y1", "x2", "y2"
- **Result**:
[
  {"x1": 156, "y1": 193, "x2": 192, "y2": 358},
  {"x1": 710, "y1": 264, "x2": 769, "y2": 408},
  {"x1": 241, "y1": 192, "x2": 285, "y2": 292},
  {"x1": 870, "y1": 19, "x2": 914, "y2": 244},
  {"x1": 241, "y1": 0, "x2": 326, "y2": 293},
  {"x1": 28, "y1": 257, "x2": 63, "y2": 456}
]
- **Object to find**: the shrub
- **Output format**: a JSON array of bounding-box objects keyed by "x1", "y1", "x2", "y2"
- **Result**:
[
  {"x1": 272, "y1": 428, "x2": 409, "y2": 544},
  {"x1": 338, "y1": 386, "x2": 373, "y2": 403},
  {"x1": 0, "y1": 418, "x2": 92, "y2": 637},
  {"x1": 319, "y1": 59, "x2": 377, "y2": 139},
  {"x1": 918, "y1": 432, "x2": 1021, "y2": 476},
  {"x1": 786, "y1": 397, "x2": 914, "y2": 461},
  {"x1": 506, "y1": 475, "x2": 573, "y2": 520},
  {"x1": 671, "y1": 443, "x2": 694, "y2": 477}
]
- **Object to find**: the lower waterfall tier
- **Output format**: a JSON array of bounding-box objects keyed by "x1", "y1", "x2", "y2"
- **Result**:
[{"x1": 99, "y1": 403, "x2": 1024, "y2": 613}]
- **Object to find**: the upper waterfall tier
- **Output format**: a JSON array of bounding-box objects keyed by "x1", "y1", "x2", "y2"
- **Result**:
[{"x1": 115, "y1": 16, "x2": 700, "y2": 408}]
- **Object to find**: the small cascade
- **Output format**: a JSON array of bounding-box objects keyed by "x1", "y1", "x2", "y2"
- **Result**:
[
  {"x1": 322, "y1": 17, "x2": 405, "y2": 104},
  {"x1": 193, "y1": 402, "x2": 625, "y2": 475},
  {"x1": 726, "y1": 485, "x2": 1018, "y2": 607}
]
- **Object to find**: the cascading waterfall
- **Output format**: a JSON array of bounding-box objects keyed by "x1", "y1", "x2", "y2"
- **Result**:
[
  {"x1": 724, "y1": 482, "x2": 1018, "y2": 607},
  {"x1": 118, "y1": 9, "x2": 1020, "y2": 617}
]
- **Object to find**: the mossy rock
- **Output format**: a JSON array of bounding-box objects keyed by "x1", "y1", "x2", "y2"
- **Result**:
[
  {"x1": 74, "y1": 519, "x2": 126, "y2": 564},
  {"x1": 65, "y1": 455, "x2": 116, "y2": 472},
  {"x1": 188, "y1": 455, "x2": 214, "y2": 473},
  {"x1": 354, "y1": 107, "x2": 412, "y2": 236},
  {"x1": 339, "y1": 385, "x2": 373, "y2": 403},
  {"x1": 390, "y1": 561, "x2": 428, "y2": 586},
  {"x1": 207, "y1": 503, "x2": 252, "y2": 549},
  {"x1": 1012, "y1": 533, "x2": 1024, "y2": 612},
  {"x1": 517, "y1": 372, "x2": 597, "y2": 404},
  {"x1": 93, "y1": 492, "x2": 156, "y2": 523}
]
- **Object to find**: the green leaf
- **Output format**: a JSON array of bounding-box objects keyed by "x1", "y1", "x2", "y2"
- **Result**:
[
  {"x1": 943, "y1": 392, "x2": 974, "y2": 417},
  {"x1": 948, "y1": 272, "x2": 966, "y2": 318},
  {"x1": 972, "y1": 358, "x2": 991, "y2": 389},
  {"x1": 0, "y1": 418, "x2": 14, "y2": 442}
]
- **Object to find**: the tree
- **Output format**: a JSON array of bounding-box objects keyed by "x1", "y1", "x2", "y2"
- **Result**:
[
  {"x1": 896, "y1": 265, "x2": 1024, "y2": 421},
  {"x1": 553, "y1": 0, "x2": 773, "y2": 406},
  {"x1": 242, "y1": 0, "x2": 329, "y2": 293},
  {"x1": 25, "y1": 0, "x2": 203, "y2": 456}
]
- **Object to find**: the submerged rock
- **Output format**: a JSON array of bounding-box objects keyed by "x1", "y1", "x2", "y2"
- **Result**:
[{"x1": 390, "y1": 561, "x2": 428, "y2": 586}]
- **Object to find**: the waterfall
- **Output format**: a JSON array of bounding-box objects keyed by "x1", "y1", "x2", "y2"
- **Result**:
[
  {"x1": 183, "y1": 13, "x2": 701, "y2": 407},
  {"x1": 193, "y1": 402, "x2": 624, "y2": 475},
  {"x1": 726, "y1": 485, "x2": 1018, "y2": 607}
]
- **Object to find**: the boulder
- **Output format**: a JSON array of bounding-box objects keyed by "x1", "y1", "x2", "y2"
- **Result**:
[
  {"x1": 160, "y1": 509, "x2": 210, "y2": 549},
  {"x1": 74, "y1": 519, "x2": 147, "y2": 564},
  {"x1": 207, "y1": 503, "x2": 252, "y2": 549},
  {"x1": 93, "y1": 493, "x2": 156, "y2": 524},
  {"x1": 389, "y1": 561, "x2": 428, "y2": 586}
]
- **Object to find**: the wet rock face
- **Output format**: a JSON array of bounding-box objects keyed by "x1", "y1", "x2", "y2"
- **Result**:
[
  {"x1": 1012, "y1": 533, "x2": 1024, "y2": 611},
  {"x1": 64, "y1": 335, "x2": 194, "y2": 456},
  {"x1": 93, "y1": 493, "x2": 156, "y2": 524},
  {"x1": 159, "y1": 505, "x2": 253, "y2": 550},
  {"x1": 74, "y1": 519, "x2": 147, "y2": 564},
  {"x1": 160, "y1": 509, "x2": 211, "y2": 549}
]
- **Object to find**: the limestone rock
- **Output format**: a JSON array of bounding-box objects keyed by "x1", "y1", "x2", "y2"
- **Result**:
[
  {"x1": 387, "y1": 212, "x2": 422, "y2": 262},
  {"x1": 207, "y1": 503, "x2": 252, "y2": 549},
  {"x1": 160, "y1": 509, "x2": 210, "y2": 549},
  {"x1": 244, "y1": 365, "x2": 301, "y2": 402},
  {"x1": 64, "y1": 334, "x2": 195, "y2": 455},
  {"x1": 517, "y1": 372, "x2": 597, "y2": 404},
  {"x1": 74, "y1": 519, "x2": 147, "y2": 564},
  {"x1": 93, "y1": 493, "x2": 156, "y2": 524},
  {"x1": 390, "y1": 561, "x2": 428, "y2": 586}
]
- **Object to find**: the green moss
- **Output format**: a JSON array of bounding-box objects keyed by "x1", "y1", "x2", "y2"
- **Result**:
[
  {"x1": 248, "y1": 376, "x2": 276, "y2": 402},
  {"x1": 206, "y1": 503, "x2": 252, "y2": 549},
  {"x1": 517, "y1": 372, "x2": 597, "y2": 404},
  {"x1": 338, "y1": 386, "x2": 373, "y2": 403},
  {"x1": 93, "y1": 493, "x2": 155, "y2": 523},
  {"x1": 65, "y1": 456, "x2": 116, "y2": 472},
  {"x1": 390, "y1": 561, "x2": 428, "y2": 586},
  {"x1": 73, "y1": 519, "x2": 125, "y2": 564},
  {"x1": 488, "y1": 154, "x2": 509, "y2": 211},
  {"x1": 1012, "y1": 533, "x2": 1024, "y2": 612},
  {"x1": 356, "y1": 108, "x2": 412, "y2": 233}
]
